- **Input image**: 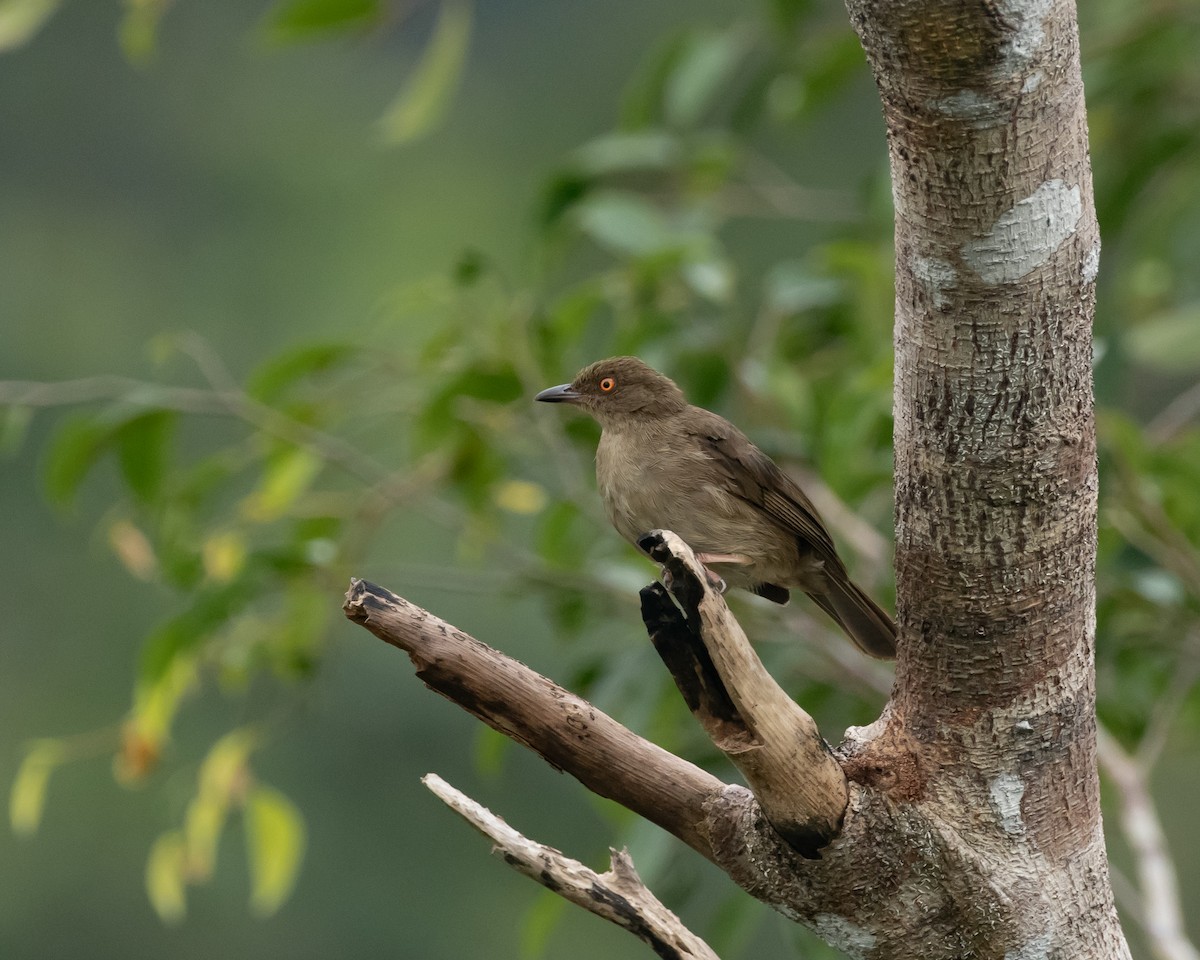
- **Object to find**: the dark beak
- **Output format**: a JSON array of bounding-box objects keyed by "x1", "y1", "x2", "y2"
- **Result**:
[{"x1": 534, "y1": 383, "x2": 580, "y2": 404}]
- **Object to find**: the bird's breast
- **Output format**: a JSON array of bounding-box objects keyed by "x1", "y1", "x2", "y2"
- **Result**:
[{"x1": 595, "y1": 426, "x2": 786, "y2": 563}]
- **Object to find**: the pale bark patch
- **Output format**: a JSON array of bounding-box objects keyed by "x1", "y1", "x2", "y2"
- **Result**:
[
  {"x1": 813, "y1": 914, "x2": 878, "y2": 959},
  {"x1": 989, "y1": 772, "x2": 1027, "y2": 836},
  {"x1": 961, "y1": 179, "x2": 1081, "y2": 284}
]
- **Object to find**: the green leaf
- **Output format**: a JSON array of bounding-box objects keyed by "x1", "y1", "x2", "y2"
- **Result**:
[
  {"x1": 664, "y1": 27, "x2": 753, "y2": 129},
  {"x1": 245, "y1": 784, "x2": 306, "y2": 916},
  {"x1": 240, "y1": 446, "x2": 322, "y2": 522},
  {"x1": 573, "y1": 130, "x2": 681, "y2": 176},
  {"x1": 115, "y1": 410, "x2": 174, "y2": 505},
  {"x1": 246, "y1": 342, "x2": 354, "y2": 403},
  {"x1": 378, "y1": 0, "x2": 472, "y2": 144},
  {"x1": 575, "y1": 192, "x2": 679, "y2": 257},
  {"x1": 43, "y1": 416, "x2": 107, "y2": 509},
  {"x1": 0, "y1": 0, "x2": 60, "y2": 53},
  {"x1": 1125, "y1": 305, "x2": 1200, "y2": 372},
  {"x1": 9, "y1": 739, "x2": 65, "y2": 836},
  {"x1": 145, "y1": 830, "x2": 188, "y2": 924},
  {"x1": 139, "y1": 576, "x2": 262, "y2": 685},
  {"x1": 267, "y1": 0, "x2": 380, "y2": 41},
  {"x1": 119, "y1": 0, "x2": 168, "y2": 65},
  {"x1": 520, "y1": 890, "x2": 567, "y2": 959}
]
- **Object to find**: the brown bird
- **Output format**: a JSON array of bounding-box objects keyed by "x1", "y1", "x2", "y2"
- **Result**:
[{"x1": 535, "y1": 356, "x2": 896, "y2": 659}]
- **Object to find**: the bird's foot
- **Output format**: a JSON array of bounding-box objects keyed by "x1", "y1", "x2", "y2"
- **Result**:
[{"x1": 658, "y1": 562, "x2": 726, "y2": 595}]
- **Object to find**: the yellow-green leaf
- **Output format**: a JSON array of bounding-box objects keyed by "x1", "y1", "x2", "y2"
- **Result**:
[
  {"x1": 240, "y1": 447, "x2": 322, "y2": 522},
  {"x1": 198, "y1": 728, "x2": 259, "y2": 802},
  {"x1": 202, "y1": 529, "x2": 247, "y2": 583},
  {"x1": 0, "y1": 0, "x2": 60, "y2": 52},
  {"x1": 378, "y1": 0, "x2": 472, "y2": 144},
  {"x1": 119, "y1": 0, "x2": 168, "y2": 65},
  {"x1": 493, "y1": 479, "x2": 548, "y2": 515},
  {"x1": 9, "y1": 739, "x2": 65, "y2": 836},
  {"x1": 146, "y1": 830, "x2": 188, "y2": 924},
  {"x1": 183, "y1": 793, "x2": 226, "y2": 882},
  {"x1": 245, "y1": 784, "x2": 306, "y2": 916}
]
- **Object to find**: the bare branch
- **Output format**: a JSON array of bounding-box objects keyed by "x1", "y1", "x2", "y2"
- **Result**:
[
  {"x1": 638, "y1": 531, "x2": 848, "y2": 857},
  {"x1": 423, "y1": 774, "x2": 721, "y2": 960},
  {"x1": 343, "y1": 578, "x2": 729, "y2": 861},
  {"x1": 1097, "y1": 724, "x2": 1200, "y2": 960}
]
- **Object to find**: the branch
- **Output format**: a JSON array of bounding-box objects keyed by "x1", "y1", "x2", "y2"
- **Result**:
[
  {"x1": 423, "y1": 774, "x2": 721, "y2": 960},
  {"x1": 638, "y1": 531, "x2": 848, "y2": 857},
  {"x1": 342, "y1": 579, "x2": 729, "y2": 861},
  {"x1": 1096, "y1": 725, "x2": 1200, "y2": 960}
]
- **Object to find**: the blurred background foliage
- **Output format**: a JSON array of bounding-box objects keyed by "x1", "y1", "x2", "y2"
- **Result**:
[{"x1": 2, "y1": 0, "x2": 1199, "y2": 957}]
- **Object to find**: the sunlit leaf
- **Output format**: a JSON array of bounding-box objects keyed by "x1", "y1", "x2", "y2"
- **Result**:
[
  {"x1": 9, "y1": 739, "x2": 65, "y2": 836},
  {"x1": 493, "y1": 479, "x2": 547, "y2": 515},
  {"x1": 117, "y1": 655, "x2": 198, "y2": 783},
  {"x1": 240, "y1": 446, "x2": 322, "y2": 522},
  {"x1": 245, "y1": 784, "x2": 306, "y2": 916},
  {"x1": 378, "y1": 0, "x2": 472, "y2": 144},
  {"x1": 199, "y1": 728, "x2": 259, "y2": 801},
  {"x1": 202, "y1": 530, "x2": 248, "y2": 583},
  {"x1": 267, "y1": 0, "x2": 380, "y2": 41},
  {"x1": 146, "y1": 830, "x2": 188, "y2": 924},
  {"x1": 0, "y1": 0, "x2": 60, "y2": 52},
  {"x1": 183, "y1": 793, "x2": 226, "y2": 882},
  {"x1": 115, "y1": 410, "x2": 174, "y2": 504}
]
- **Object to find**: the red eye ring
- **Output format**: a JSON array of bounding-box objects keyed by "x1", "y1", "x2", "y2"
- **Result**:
[{"x1": 599, "y1": 377, "x2": 615, "y2": 392}]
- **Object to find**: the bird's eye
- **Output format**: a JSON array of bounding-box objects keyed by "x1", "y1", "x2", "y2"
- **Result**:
[{"x1": 599, "y1": 377, "x2": 615, "y2": 392}]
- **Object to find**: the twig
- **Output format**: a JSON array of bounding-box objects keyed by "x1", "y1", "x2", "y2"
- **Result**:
[
  {"x1": 1096, "y1": 724, "x2": 1200, "y2": 960},
  {"x1": 423, "y1": 774, "x2": 721, "y2": 960}
]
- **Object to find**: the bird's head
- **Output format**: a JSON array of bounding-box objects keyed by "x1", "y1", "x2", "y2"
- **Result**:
[{"x1": 535, "y1": 356, "x2": 687, "y2": 425}]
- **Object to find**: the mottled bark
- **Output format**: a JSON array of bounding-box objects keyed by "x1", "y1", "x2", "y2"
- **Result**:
[{"x1": 840, "y1": 0, "x2": 1125, "y2": 956}]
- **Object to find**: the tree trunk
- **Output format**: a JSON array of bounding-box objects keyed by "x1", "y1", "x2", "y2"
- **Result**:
[{"x1": 841, "y1": 0, "x2": 1124, "y2": 955}]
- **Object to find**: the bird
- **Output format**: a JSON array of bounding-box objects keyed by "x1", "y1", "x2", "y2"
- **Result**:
[{"x1": 534, "y1": 356, "x2": 896, "y2": 659}]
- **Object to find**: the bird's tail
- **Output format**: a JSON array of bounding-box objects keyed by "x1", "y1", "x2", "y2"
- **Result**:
[{"x1": 807, "y1": 575, "x2": 897, "y2": 660}]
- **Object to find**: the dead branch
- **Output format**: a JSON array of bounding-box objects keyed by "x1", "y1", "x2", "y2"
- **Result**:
[
  {"x1": 423, "y1": 774, "x2": 721, "y2": 960},
  {"x1": 343, "y1": 578, "x2": 729, "y2": 860},
  {"x1": 638, "y1": 530, "x2": 848, "y2": 856}
]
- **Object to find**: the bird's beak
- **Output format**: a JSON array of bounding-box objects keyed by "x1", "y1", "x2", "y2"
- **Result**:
[{"x1": 534, "y1": 383, "x2": 581, "y2": 404}]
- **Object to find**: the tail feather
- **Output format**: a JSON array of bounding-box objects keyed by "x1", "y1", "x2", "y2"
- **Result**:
[{"x1": 807, "y1": 575, "x2": 897, "y2": 659}]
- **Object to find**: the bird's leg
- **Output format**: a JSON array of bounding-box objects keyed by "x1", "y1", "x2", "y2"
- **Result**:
[
  {"x1": 696, "y1": 552, "x2": 753, "y2": 567},
  {"x1": 694, "y1": 552, "x2": 754, "y2": 595}
]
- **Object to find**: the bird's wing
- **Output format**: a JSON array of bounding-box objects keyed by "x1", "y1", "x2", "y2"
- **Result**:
[{"x1": 686, "y1": 408, "x2": 845, "y2": 572}]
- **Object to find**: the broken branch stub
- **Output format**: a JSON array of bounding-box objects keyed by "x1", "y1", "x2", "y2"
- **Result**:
[{"x1": 637, "y1": 530, "x2": 849, "y2": 857}]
